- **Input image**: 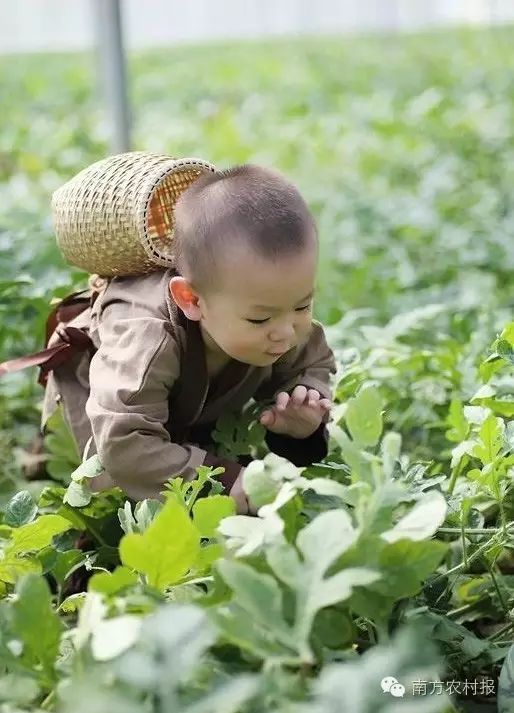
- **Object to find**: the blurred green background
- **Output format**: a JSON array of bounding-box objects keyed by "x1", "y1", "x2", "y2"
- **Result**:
[{"x1": 2, "y1": 26, "x2": 514, "y2": 500}]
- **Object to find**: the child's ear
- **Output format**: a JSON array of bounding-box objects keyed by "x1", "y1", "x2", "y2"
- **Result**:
[{"x1": 168, "y1": 277, "x2": 202, "y2": 320}]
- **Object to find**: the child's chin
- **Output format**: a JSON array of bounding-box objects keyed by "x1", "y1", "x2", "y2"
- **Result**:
[
  {"x1": 261, "y1": 353, "x2": 282, "y2": 365},
  {"x1": 231, "y1": 352, "x2": 280, "y2": 367}
]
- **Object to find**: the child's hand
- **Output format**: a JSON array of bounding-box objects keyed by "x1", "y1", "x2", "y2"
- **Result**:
[{"x1": 259, "y1": 385, "x2": 332, "y2": 439}]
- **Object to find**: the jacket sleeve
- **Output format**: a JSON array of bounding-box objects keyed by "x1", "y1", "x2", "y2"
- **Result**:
[
  {"x1": 86, "y1": 303, "x2": 241, "y2": 502},
  {"x1": 253, "y1": 320, "x2": 337, "y2": 467}
]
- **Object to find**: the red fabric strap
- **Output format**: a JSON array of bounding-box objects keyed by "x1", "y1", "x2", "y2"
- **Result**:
[{"x1": 0, "y1": 327, "x2": 94, "y2": 387}]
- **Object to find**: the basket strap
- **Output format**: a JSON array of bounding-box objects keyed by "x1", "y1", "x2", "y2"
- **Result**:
[
  {"x1": 1, "y1": 287, "x2": 100, "y2": 386},
  {"x1": 0, "y1": 326, "x2": 94, "y2": 387},
  {"x1": 1, "y1": 284, "x2": 104, "y2": 386},
  {"x1": 44, "y1": 289, "x2": 93, "y2": 348}
]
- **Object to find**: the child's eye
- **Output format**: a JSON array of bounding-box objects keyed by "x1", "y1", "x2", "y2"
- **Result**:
[{"x1": 246, "y1": 305, "x2": 311, "y2": 325}]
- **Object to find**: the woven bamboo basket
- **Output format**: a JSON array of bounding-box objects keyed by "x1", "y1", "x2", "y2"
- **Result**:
[{"x1": 51, "y1": 151, "x2": 216, "y2": 277}]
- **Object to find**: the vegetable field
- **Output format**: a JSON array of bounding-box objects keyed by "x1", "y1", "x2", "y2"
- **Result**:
[{"x1": 2, "y1": 26, "x2": 514, "y2": 713}]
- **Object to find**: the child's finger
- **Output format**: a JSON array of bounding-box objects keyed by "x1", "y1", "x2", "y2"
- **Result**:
[
  {"x1": 319, "y1": 399, "x2": 332, "y2": 410},
  {"x1": 290, "y1": 385, "x2": 308, "y2": 406},
  {"x1": 275, "y1": 391, "x2": 289, "y2": 412},
  {"x1": 307, "y1": 389, "x2": 321, "y2": 407},
  {"x1": 260, "y1": 409, "x2": 275, "y2": 425}
]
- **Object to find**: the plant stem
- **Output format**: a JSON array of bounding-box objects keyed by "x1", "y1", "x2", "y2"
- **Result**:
[
  {"x1": 375, "y1": 621, "x2": 390, "y2": 644},
  {"x1": 365, "y1": 619, "x2": 376, "y2": 645},
  {"x1": 432, "y1": 536, "x2": 501, "y2": 582},
  {"x1": 40, "y1": 689, "x2": 56, "y2": 710},
  {"x1": 499, "y1": 499, "x2": 509, "y2": 536},
  {"x1": 71, "y1": 511, "x2": 109, "y2": 548},
  {"x1": 446, "y1": 596, "x2": 490, "y2": 620},
  {"x1": 299, "y1": 662, "x2": 314, "y2": 681},
  {"x1": 488, "y1": 566, "x2": 510, "y2": 616},
  {"x1": 461, "y1": 520, "x2": 468, "y2": 569},
  {"x1": 488, "y1": 621, "x2": 514, "y2": 642},
  {"x1": 448, "y1": 460, "x2": 464, "y2": 495},
  {"x1": 437, "y1": 523, "x2": 514, "y2": 535}
]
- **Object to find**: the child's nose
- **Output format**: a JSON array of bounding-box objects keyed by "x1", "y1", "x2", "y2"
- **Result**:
[{"x1": 269, "y1": 322, "x2": 295, "y2": 344}]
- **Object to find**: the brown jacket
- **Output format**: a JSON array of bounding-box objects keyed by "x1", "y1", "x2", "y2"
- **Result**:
[{"x1": 42, "y1": 268, "x2": 337, "y2": 502}]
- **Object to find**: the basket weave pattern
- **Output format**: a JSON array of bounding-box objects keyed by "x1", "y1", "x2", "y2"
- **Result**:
[{"x1": 52, "y1": 152, "x2": 216, "y2": 277}]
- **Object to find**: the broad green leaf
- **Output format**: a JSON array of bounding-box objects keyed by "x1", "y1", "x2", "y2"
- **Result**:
[
  {"x1": 379, "y1": 540, "x2": 448, "y2": 596},
  {"x1": 192, "y1": 494, "x2": 235, "y2": 538},
  {"x1": 473, "y1": 413, "x2": 505, "y2": 465},
  {"x1": 43, "y1": 405, "x2": 81, "y2": 482},
  {"x1": 194, "y1": 542, "x2": 223, "y2": 572},
  {"x1": 120, "y1": 497, "x2": 201, "y2": 591},
  {"x1": 63, "y1": 480, "x2": 92, "y2": 507},
  {"x1": 308, "y1": 623, "x2": 447, "y2": 712},
  {"x1": 71, "y1": 454, "x2": 105, "y2": 482},
  {"x1": 266, "y1": 510, "x2": 380, "y2": 660},
  {"x1": 58, "y1": 592, "x2": 87, "y2": 614},
  {"x1": 480, "y1": 398, "x2": 514, "y2": 418},
  {"x1": 118, "y1": 499, "x2": 161, "y2": 535},
  {"x1": 11, "y1": 574, "x2": 63, "y2": 674},
  {"x1": 118, "y1": 500, "x2": 137, "y2": 534},
  {"x1": 217, "y1": 511, "x2": 284, "y2": 557},
  {"x1": 479, "y1": 355, "x2": 505, "y2": 383},
  {"x1": 298, "y1": 476, "x2": 349, "y2": 500},
  {"x1": 0, "y1": 674, "x2": 40, "y2": 704},
  {"x1": 464, "y1": 405, "x2": 491, "y2": 425},
  {"x1": 90, "y1": 615, "x2": 142, "y2": 661},
  {"x1": 242, "y1": 459, "x2": 282, "y2": 507},
  {"x1": 4, "y1": 490, "x2": 38, "y2": 527},
  {"x1": 380, "y1": 431, "x2": 402, "y2": 478},
  {"x1": 72, "y1": 591, "x2": 107, "y2": 649},
  {"x1": 217, "y1": 559, "x2": 294, "y2": 648},
  {"x1": 471, "y1": 384, "x2": 496, "y2": 401},
  {"x1": 0, "y1": 556, "x2": 41, "y2": 585},
  {"x1": 315, "y1": 566, "x2": 381, "y2": 613},
  {"x1": 450, "y1": 439, "x2": 475, "y2": 469},
  {"x1": 445, "y1": 399, "x2": 469, "y2": 442},
  {"x1": 499, "y1": 643, "x2": 514, "y2": 712},
  {"x1": 296, "y1": 508, "x2": 356, "y2": 570},
  {"x1": 88, "y1": 566, "x2": 138, "y2": 595},
  {"x1": 7, "y1": 514, "x2": 73, "y2": 556},
  {"x1": 499, "y1": 323, "x2": 514, "y2": 347},
  {"x1": 345, "y1": 385, "x2": 383, "y2": 448},
  {"x1": 312, "y1": 608, "x2": 354, "y2": 650},
  {"x1": 329, "y1": 425, "x2": 373, "y2": 483},
  {"x1": 350, "y1": 539, "x2": 448, "y2": 620},
  {"x1": 497, "y1": 339, "x2": 514, "y2": 365},
  {"x1": 117, "y1": 603, "x2": 217, "y2": 690},
  {"x1": 50, "y1": 549, "x2": 85, "y2": 587},
  {"x1": 133, "y1": 499, "x2": 161, "y2": 531},
  {"x1": 350, "y1": 480, "x2": 404, "y2": 536},
  {"x1": 381, "y1": 490, "x2": 447, "y2": 543},
  {"x1": 209, "y1": 603, "x2": 296, "y2": 662},
  {"x1": 57, "y1": 676, "x2": 143, "y2": 713},
  {"x1": 175, "y1": 674, "x2": 259, "y2": 713},
  {"x1": 211, "y1": 402, "x2": 266, "y2": 458},
  {"x1": 426, "y1": 611, "x2": 494, "y2": 664}
]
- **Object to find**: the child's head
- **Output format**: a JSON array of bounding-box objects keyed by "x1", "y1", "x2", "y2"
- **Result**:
[{"x1": 169, "y1": 164, "x2": 318, "y2": 367}]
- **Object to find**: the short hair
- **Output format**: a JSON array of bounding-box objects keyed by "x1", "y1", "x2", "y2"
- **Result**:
[{"x1": 172, "y1": 164, "x2": 317, "y2": 296}]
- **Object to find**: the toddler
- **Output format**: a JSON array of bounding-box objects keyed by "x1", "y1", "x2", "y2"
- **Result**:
[{"x1": 41, "y1": 164, "x2": 337, "y2": 514}]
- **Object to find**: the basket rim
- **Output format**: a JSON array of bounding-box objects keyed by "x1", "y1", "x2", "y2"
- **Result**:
[
  {"x1": 50, "y1": 151, "x2": 218, "y2": 277},
  {"x1": 135, "y1": 156, "x2": 217, "y2": 267}
]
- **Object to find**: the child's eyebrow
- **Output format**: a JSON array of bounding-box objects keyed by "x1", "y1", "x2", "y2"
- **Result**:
[{"x1": 250, "y1": 290, "x2": 314, "y2": 311}]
